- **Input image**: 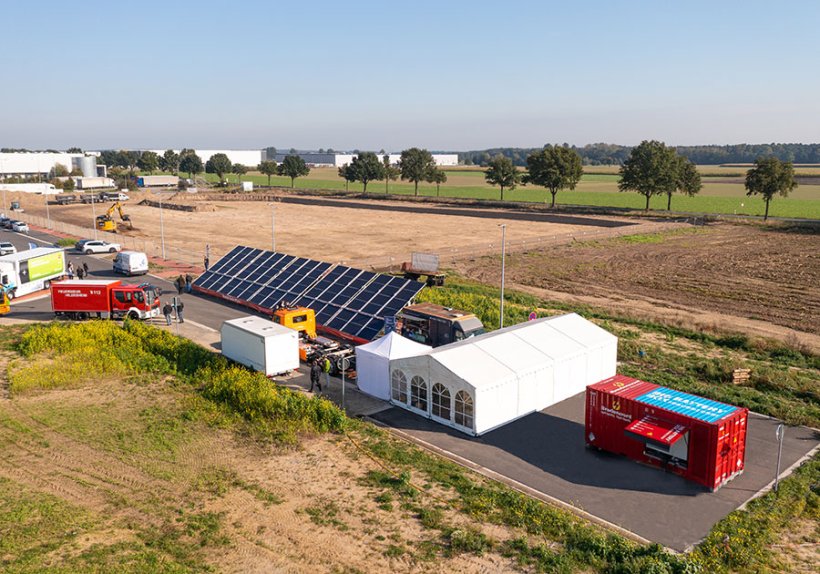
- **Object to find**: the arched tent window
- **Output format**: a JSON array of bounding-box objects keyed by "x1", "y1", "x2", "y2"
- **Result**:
[
  {"x1": 391, "y1": 370, "x2": 407, "y2": 403},
  {"x1": 454, "y1": 390, "x2": 474, "y2": 429},
  {"x1": 410, "y1": 375, "x2": 428, "y2": 412},
  {"x1": 432, "y1": 383, "x2": 451, "y2": 420}
]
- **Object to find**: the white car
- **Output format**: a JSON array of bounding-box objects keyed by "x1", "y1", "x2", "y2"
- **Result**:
[
  {"x1": 0, "y1": 242, "x2": 17, "y2": 256},
  {"x1": 76, "y1": 240, "x2": 121, "y2": 254},
  {"x1": 10, "y1": 221, "x2": 29, "y2": 233}
]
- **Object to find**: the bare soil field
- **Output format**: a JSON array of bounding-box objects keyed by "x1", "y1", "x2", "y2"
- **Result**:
[
  {"x1": 455, "y1": 224, "x2": 820, "y2": 339},
  {"x1": 17, "y1": 191, "x2": 646, "y2": 262}
]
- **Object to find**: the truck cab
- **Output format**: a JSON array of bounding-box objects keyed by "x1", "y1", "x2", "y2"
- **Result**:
[
  {"x1": 398, "y1": 303, "x2": 485, "y2": 347},
  {"x1": 111, "y1": 283, "x2": 160, "y2": 319},
  {"x1": 271, "y1": 305, "x2": 317, "y2": 339}
]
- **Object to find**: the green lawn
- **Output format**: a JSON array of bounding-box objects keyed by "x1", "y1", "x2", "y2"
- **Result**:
[{"x1": 188, "y1": 169, "x2": 820, "y2": 219}]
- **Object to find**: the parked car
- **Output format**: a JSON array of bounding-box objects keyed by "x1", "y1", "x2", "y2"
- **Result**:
[
  {"x1": 75, "y1": 239, "x2": 121, "y2": 254},
  {"x1": 0, "y1": 242, "x2": 17, "y2": 256},
  {"x1": 10, "y1": 221, "x2": 29, "y2": 233},
  {"x1": 0, "y1": 217, "x2": 13, "y2": 229},
  {"x1": 101, "y1": 191, "x2": 129, "y2": 201}
]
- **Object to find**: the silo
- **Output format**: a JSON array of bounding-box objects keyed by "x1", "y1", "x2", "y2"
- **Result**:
[{"x1": 76, "y1": 156, "x2": 97, "y2": 177}]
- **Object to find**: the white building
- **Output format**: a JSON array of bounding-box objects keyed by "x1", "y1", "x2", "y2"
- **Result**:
[
  {"x1": 268, "y1": 152, "x2": 459, "y2": 168},
  {"x1": 0, "y1": 152, "x2": 101, "y2": 179},
  {"x1": 388, "y1": 313, "x2": 618, "y2": 436},
  {"x1": 149, "y1": 149, "x2": 263, "y2": 168}
]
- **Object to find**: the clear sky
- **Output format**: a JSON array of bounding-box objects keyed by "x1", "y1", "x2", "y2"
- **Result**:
[{"x1": 2, "y1": 0, "x2": 819, "y2": 151}]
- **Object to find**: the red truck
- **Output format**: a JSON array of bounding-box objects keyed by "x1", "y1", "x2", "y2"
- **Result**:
[{"x1": 51, "y1": 279, "x2": 162, "y2": 321}]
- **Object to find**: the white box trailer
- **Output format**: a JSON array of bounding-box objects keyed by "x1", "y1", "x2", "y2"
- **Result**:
[
  {"x1": 76, "y1": 177, "x2": 115, "y2": 190},
  {"x1": 221, "y1": 316, "x2": 299, "y2": 376},
  {"x1": 0, "y1": 247, "x2": 66, "y2": 299}
]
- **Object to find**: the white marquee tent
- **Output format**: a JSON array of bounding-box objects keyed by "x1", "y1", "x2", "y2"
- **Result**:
[
  {"x1": 355, "y1": 331, "x2": 431, "y2": 400},
  {"x1": 388, "y1": 313, "x2": 618, "y2": 436}
]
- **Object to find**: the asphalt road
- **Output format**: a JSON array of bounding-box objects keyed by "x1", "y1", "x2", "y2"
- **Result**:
[
  {"x1": 372, "y1": 395, "x2": 819, "y2": 551},
  {"x1": 2, "y1": 226, "x2": 251, "y2": 329}
]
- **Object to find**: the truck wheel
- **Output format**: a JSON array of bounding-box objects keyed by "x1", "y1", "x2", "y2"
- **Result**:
[
  {"x1": 43, "y1": 281, "x2": 51, "y2": 290},
  {"x1": 5, "y1": 290, "x2": 14, "y2": 301},
  {"x1": 77, "y1": 312, "x2": 89, "y2": 320},
  {"x1": 127, "y1": 311, "x2": 139, "y2": 320}
]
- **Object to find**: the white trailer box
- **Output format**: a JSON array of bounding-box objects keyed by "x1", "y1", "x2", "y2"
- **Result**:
[{"x1": 221, "y1": 316, "x2": 299, "y2": 376}]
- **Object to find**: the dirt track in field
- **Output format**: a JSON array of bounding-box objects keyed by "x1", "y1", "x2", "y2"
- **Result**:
[{"x1": 456, "y1": 224, "x2": 820, "y2": 344}]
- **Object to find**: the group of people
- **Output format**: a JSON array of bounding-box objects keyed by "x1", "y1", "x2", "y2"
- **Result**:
[
  {"x1": 66, "y1": 261, "x2": 89, "y2": 280},
  {"x1": 162, "y1": 299, "x2": 184, "y2": 325},
  {"x1": 175, "y1": 274, "x2": 193, "y2": 295}
]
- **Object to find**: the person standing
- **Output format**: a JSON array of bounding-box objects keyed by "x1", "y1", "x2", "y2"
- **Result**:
[
  {"x1": 309, "y1": 359, "x2": 323, "y2": 393},
  {"x1": 76, "y1": 266, "x2": 85, "y2": 280},
  {"x1": 204, "y1": 255, "x2": 209, "y2": 271},
  {"x1": 176, "y1": 299, "x2": 184, "y2": 323},
  {"x1": 82, "y1": 262, "x2": 89, "y2": 277},
  {"x1": 162, "y1": 302, "x2": 173, "y2": 326},
  {"x1": 175, "y1": 275, "x2": 185, "y2": 295},
  {"x1": 185, "y1": 273, "x2": 192, "y2": 293},
  {"x1": 67, "y1": 262, "x2": 74, "y2": 280}
]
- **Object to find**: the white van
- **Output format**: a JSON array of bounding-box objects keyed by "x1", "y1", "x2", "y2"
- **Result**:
[{"x1": 113, "y1": 251, "x2": 149, "y2": 276}]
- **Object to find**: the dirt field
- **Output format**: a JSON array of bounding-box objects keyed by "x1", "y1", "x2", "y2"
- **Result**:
[
  {"x1": 16, "y1": 191, "x2": 645, "y2": 263},
  {"x1": 456, "y1": 224, "x2": 820, "y2": 340}
]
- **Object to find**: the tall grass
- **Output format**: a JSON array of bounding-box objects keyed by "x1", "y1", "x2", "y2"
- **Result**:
[{"x1": 11, "y1": 321, "x2": 345, "y2": 441}]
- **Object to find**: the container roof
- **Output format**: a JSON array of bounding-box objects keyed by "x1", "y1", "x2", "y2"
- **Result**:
[
  {"x1": 223, "y1": 315, "x2": 294, "y2": 337},
  {"x1": 635, "y1": 387, "x2": 739, "y2": 423},
  {"x1": 0, "y1": 247, "x2": 63, "y2": 263}
]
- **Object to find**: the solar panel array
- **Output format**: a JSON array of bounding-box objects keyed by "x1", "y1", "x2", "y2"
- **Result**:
[{"x1": 195, "y1": 246, "x2": 424, "y2": 340}]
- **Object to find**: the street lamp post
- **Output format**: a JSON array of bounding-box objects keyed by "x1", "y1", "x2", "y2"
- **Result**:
[
  {"x1": 159, "y1": 196, "x2": 166, "y2": 260},
  {"x1": 774, "y1": 424, "x2": 785, "y2": 492},
  {"x1": 499, "y1": 224, "x2": 507, "y2": 329},
  {"x1": 45, "y1": 193, "x2": 51, "y2": 230}
]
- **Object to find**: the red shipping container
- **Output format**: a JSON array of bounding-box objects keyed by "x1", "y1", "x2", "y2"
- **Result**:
[{"x1": 586, "y1": 375, "x2": 748, "y2": 491}]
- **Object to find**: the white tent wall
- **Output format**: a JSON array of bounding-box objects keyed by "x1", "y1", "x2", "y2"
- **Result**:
[
  {"x1": 356, "y1": 332, "x2": 431, "y2": 401},
  {"x1": 388, "y1": 313, "x2": 618, "y2": 437}
]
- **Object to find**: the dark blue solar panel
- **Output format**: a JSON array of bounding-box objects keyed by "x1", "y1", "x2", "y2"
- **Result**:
[
  {"x1": 245, "y1": 252, "x2": 279, "y2": 282},
  {"x1": 222, "y1": 248, "x2": 263, "y2": 277},
  {"x1": 248, "y1": 287, "x2": 274, "y2": 306},
  {"x1": 194, "y1": 271, "x2": 219, "y2": 290},
  {"x1": 209, "y1": 246, "x2": 245, "y2": 273},
  {"x1": 314, "y1": 303, "x2": 340, "y2": 323},
  {"x1": 258, "y1": 289, "x2": 289, "y2": 308},
  {"x1": 228, "y1": 280, "x2": 256, "y2": 298},
  {"x1": 259, "y1": 254, "x2": 297, "y2": 284},
  {"x1": 358, "y1": 322, "x2": 383, "y2": 341}
]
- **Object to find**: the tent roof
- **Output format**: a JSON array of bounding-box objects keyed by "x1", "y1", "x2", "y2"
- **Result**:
[
  {"x1": 357, "y1": 330, "x2": 431, "y2": 359},
  {"x1": 428, "y1": 313, "x2": 616, "y2": 391}
]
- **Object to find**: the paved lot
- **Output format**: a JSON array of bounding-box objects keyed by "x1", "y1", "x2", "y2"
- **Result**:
[{"x1": 372, "y1": 395, "x2": 819, "y2": 551}]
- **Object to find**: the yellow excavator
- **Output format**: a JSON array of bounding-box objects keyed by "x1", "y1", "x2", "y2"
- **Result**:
[{"x1": 96, "y1": 202, "x2": 133, "y2": 233}]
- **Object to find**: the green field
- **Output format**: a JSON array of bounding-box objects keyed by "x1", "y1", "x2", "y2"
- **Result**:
[{"x1": 191, "y1": 166, "x2": 820, "y2": 219}]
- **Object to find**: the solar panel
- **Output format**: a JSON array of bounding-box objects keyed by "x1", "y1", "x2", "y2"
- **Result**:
[{"x1": 196, "y1": 246, "x2": 425, "y2": 340}]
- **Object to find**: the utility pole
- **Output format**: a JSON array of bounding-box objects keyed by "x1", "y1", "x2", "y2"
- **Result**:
[
  {"x1": 271, "y1": 203, "x2": 276, "y2": 252},
  {"x1": 499, "y1": 224, "x2": 507, "y2": 329},
  {"x1": 44, "y1": 193, "x2": 51, "y2": 229},
  {"x1": 774, "y1": 424, "x2": 784, "y2": 492}
]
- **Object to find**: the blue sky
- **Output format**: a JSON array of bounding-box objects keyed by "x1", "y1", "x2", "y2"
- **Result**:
[{"x1": 2, "y1": 0, "x2": 818, "y2": 150}]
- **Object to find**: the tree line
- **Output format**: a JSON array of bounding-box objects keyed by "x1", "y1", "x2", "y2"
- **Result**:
[
  {"x1": 480, "y1": 141, "x2": 796, "y2": 219},
  {"x1": 461, "y1": 142, "x2": 820, "y2": 166}
]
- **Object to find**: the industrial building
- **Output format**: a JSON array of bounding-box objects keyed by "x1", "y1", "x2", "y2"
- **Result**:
[
  {"x1": 0, "y1": 152, "x2": 104, "y2": 179},
  {"x1": 267, "y1": 152, "x2": 459, "y2": 167},
  {"x1": 148, "y1": 149, "x2": 263, "y2": 168}
]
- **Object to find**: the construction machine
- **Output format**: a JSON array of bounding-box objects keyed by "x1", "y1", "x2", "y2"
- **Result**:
[
  {"x1": 271, "y1": 305, "x2": 356, "y2": 374},
  {"x1": 96, "y1": 202, "x2": 133, "y2": 233},
  {"x1": 0, "y1": 289, "x2": 10, "y2": 316}
]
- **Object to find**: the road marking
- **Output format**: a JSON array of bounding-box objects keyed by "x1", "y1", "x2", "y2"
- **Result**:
[{"x1": 184, "y1": 319, "x2": 217, "y2": 332}]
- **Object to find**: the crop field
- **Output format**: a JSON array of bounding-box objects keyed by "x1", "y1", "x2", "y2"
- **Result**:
[
  {"x1": 455, "y1": 223, "x2": 820, "y2": 352},
  {"x1": 197, "y1": 166, "x2": 820, "y2": 219}
]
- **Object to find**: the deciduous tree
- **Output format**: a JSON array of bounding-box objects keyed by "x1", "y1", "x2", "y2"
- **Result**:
[
  {"x1": 278, "y1": 155, "x2": 310, "y2": 188},
  {"x1": 179, "y1": 150, "x2": 204, "y2": 180},
  {"x1": 399, "y1": 148, "x2": 436, "y2": 196},
  {"x1": 137, "y1": 151, "x2": 159, "y2": 174},
  {"x1": 427, "y1": 168, "x2": 447, "y2": 197},
  {"x1": 744, "y1": 157, "x2": 797, "y2": 221},
  {"x1": 382, "y1": 154, "x2": 399, "y2": 194},
  {"x1": 205, "y1": 153, "x2": 232, "y2": 183},
  {"x1": 669, "y1": 157, "x2": 702, "y2": 210},
  {"x1": 347, "y1": 152, "x2": 385, "y2": 193},
  {"x1": 232, "y1": 163, "x2": 248, "y2": 182},
  {"x1": 484, "y1": 154, "x2": 521, "y2": 200},
  {"x1": 258, "y1": 160, "x2": 278, "y2": 186},
  {"x1": 161, "y1": 150, "x2": 180, "y2": 174},
  {"x1": 524, "y1": 145, "x2": 583, "y2": 207},
  {"x1": 338, "y1": 165, "x2": 354, "y2": 191},
  {"x1": 618, "y1": 140, "x2": 678, "y2": 211}
]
